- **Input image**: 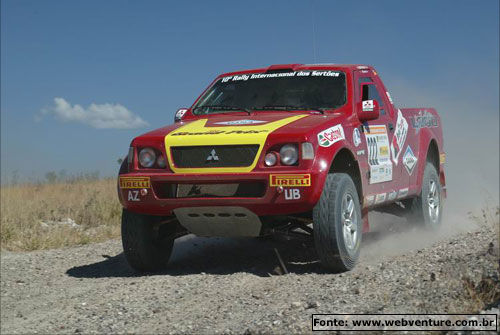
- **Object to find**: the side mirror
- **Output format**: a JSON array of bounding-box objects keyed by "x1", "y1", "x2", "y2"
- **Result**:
[
  {"x1": 358, "y1": 99, "x2": 380, "y2": 122},
  {"x1": 174, "y1": 108, "x2": 188, "y2": 122}
]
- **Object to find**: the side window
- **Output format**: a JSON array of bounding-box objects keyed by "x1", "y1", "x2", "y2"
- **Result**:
[{"x1": 359, "y1": 78, "x2": 385, "y2": 115}]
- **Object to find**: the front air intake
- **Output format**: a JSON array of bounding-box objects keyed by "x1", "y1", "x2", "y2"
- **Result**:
[{"x1": 171, "y1": 145, "x2": 259, "y2": 168}]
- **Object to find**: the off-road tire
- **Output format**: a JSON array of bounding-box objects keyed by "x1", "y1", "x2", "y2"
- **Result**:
[
  {"x1": 121, "y1": 209, "x2": 176, "y2": 272},
  {"x1": 313, "y1": 173, "x2": 362, "y2": 272},
  {"x1": 405, "y1": 163, "x2": 443, "y2": 228}
]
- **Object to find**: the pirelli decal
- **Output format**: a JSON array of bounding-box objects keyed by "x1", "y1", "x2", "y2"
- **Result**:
[
  {"x1": 269, "y1": 174, "x2": 311, "y2": 187},
  {"x1": 119, "y1": 176, "x2": 150, "y2": 189}
]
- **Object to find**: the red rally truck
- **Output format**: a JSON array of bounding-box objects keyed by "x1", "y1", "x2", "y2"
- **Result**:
[{"x1": 118, "y1": 64, "x2": 446, "y2": 272}]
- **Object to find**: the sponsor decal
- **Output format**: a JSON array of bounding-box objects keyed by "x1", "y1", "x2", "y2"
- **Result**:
[
  {"x1": 120, "y1": 176, "x2": 150, "y2": 189},
  {"x1": 318, "y1": 124, "x2": 345, "y2": 147},
  {"x1": 270, "y1": 174, "x2": 311, "y2": 187},
  {"x1": 397, "y1": 187, "x2": 409, "y2": 199},
  {"x1": 403, "y1": 146, "x2": 417, "y2": 175},
  {"x1": 214, "y1": 119, "x2": 266, "y2": 126},
  {"x1": 128, "y1": 190, "x2": 140, "y2": 201},
  {"x1": 221, "y1": 71, "x2": 340, "y2": 82},
  {"x1": 375, "y1": 193, "x2": 386, "y2": 204},
  {"x1": 386, "y1": 91, "x2": 393, "y2": 104},
  {"x1": 365, "y1": 125, "x2": 393, "y2": 184},
  {"x1": 379, "y1": 145, "x2": 389, "y2": 156},
  {"x1": 390, "y1": 109, "x2": 409, "y2": 165},
  {"x1": 175, "y1": 108, "x2": 188, "y2": 121},
  {"x1": 370, "y1": 164, "x2": 393, "y2": 184},
  {"x1": 353, "y1": 128, "x2": 361, "y2": 147},
  {"x1": 356, "y1": 149, "x2": 365, "y2": 156},
  {"x1": 387, "y1": 190, "x2": 398, "y2": 201},
  {"x1": 362, "y1": 100, "x2": 374, "y2": 112},
  {"x1": 365, "y1": 195, "x2": 375, "y2": 206},
  {"x1": 411, "y1": 110, "x2": 438, "y2": 133},
  {"x1": 284, "y1": 189, "x2": 301, "y2": 200},
  {"x1": 440, "y1": 153, "x2": 446, "y2": 165}
]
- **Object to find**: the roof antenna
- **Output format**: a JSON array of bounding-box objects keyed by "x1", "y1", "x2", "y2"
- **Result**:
[{"x1": 311, "y1": 0, "x2": 317, "y2": 63}]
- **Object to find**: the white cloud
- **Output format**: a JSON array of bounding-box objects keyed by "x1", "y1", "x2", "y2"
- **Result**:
[{"x1": 40, "y1": 97, "x2": 149, "y2": 129}]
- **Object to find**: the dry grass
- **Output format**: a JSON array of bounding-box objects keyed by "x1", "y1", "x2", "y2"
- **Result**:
[{"x1": 1, "y1": 178, "x2": 122, "y2": 251}]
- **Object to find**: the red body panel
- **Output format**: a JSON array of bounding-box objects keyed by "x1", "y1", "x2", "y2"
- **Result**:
[{"x1": 118, "y1": 64, "x2": 446, "y2": 231}]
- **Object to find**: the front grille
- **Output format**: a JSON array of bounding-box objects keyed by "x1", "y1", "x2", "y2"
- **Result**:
[
  {"x1": 153, "y1": 182, "x2": 266, "y2": 199},
  {"x1": 171, "y1": 145, "x2": 259, "y2": 168}
]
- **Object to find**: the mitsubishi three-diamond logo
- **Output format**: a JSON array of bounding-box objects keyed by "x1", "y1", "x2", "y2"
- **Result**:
[{"x1": 206, "y1": 149, "x2": 219, "y2": 161}]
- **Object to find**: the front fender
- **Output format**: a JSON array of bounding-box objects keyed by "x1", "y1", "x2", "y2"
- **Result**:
[{"x1": 313, "y1": 141, "x2": 360, "y2": 202}]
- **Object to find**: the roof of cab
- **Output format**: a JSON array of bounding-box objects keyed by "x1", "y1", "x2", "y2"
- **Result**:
[{"x1": 218, "y1": 63, "x2": 374, "y2": 78}]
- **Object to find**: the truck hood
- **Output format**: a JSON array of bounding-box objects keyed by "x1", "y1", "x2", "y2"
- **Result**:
[
  {"x1": 136, "y1": 112, "x2": 347, "y2": 173},
  {"x1": 140, "y1": 111, "x2": 345, "y2": 139}
]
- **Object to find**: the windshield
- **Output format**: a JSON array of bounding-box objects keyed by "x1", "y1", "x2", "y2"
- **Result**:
[{"x1": 193, "y1": 70, "x2": 346, "y2": 114}]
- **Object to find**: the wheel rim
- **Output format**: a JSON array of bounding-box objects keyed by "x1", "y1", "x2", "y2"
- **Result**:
[
  {"x1": 427, "y1": 180, "x2": 440, "y2": 224},
  {"x1": 342, "y1": 193, "x2": 358, "y2": 251}
]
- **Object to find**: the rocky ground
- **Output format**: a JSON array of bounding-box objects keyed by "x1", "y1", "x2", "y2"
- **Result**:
[{"x1": 1, "y1": 213, "x2": 498, "y2": 334}]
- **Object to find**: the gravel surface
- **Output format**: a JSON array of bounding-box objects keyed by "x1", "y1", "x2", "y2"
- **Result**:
[{"x1": 1, "y1": 214, "x2": 498, "y2": 334}]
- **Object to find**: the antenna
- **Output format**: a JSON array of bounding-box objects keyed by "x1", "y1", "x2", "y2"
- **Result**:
[{"x1": 311, "y1": 0, "x2": 317, "y2": 63}]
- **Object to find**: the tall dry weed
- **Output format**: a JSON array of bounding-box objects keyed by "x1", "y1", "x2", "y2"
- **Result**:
[{"x1": 1, "y1": 178, "x2": 122, "y2": 251}]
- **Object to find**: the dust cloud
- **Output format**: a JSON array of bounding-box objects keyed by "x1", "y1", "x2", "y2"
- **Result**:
[{"x1": 360, "y1": 75, "x2": 499, "y2": 262}]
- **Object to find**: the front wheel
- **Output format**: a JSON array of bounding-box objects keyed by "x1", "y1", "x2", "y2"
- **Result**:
[
  {"x1": 313, "y1": 173, "x2": 362, "y2": 272},
  {"x1": 121, "y1": 209, "x2": 176, "y2": 272}
]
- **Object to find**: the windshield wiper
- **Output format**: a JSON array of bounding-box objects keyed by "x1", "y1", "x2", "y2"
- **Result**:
[
  {"x1": 193, "y1": 105, "x2": 251, "y2": 115},
  {"x1": 253, "y1": 105, "x2": 325, "y2": 114}
]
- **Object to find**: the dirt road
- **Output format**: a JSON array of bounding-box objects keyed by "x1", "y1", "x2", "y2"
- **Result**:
[{"x1": 1, "y1": 214, "x2": 498, "y2": 334}]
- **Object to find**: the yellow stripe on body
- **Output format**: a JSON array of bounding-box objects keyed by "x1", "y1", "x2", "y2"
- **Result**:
[{"x1": 165, "y1": 115, "x2": 308, "y2": 173}]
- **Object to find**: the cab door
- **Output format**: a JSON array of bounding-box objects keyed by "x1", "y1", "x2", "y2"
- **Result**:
[{"x1": 353, "y1": 70, "x2": 403, "y2": 205}]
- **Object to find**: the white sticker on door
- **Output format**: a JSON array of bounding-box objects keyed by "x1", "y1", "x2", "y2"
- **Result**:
[
  {"x1": 365, "y1": 125, "x2": 393, "y2": 184},
  {"x1": 390, "y1": 109, "x2": 408, "y2": 165}
]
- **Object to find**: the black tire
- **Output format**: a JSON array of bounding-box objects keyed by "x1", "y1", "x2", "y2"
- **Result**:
[
  {"x1": 405, "y1": 163, "x2": 443, "y2": 228},
  {"x1": 313, "y1": 173, "x2": 362, "y2": 272},
  {"x1": 121, "y1": 209, "x2": 176, "y2": 272}
]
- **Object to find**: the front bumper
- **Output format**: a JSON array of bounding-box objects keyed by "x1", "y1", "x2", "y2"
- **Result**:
[{"x1": 118, "y1": 170, "x2": 326, "y2": 217}]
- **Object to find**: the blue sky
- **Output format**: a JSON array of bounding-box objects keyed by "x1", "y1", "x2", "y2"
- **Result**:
[{"x1": 1, "y1": 0, "x2": 499, "y2": 200}]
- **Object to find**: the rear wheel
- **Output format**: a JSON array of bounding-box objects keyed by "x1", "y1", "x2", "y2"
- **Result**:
[
  {"x1": 405, "y1": 163, "x2": 443, "y2": 228},
  {"x1": 313, "y1": 173, "x2": 362, "y2": 272},
  {"x1": 121, "y1": 209, "x2": 176, "y2": 272}
]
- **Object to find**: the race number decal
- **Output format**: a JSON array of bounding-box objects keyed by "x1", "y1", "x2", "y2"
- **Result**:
[{"x1": 365, "y1": 125, "x2": 393, "y2": 184}]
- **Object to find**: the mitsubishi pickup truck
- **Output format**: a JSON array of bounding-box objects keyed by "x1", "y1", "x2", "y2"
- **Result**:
[{"x1": 117, "y1": 63, "x2": 446, "y2": 272}]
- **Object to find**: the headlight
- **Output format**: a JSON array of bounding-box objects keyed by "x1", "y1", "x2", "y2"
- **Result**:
[
  {"x1": 279, "y1": 144, "x2": 298, "y2": 165},
  {"x1": 264, "y1": 152, "x2": 278, "y2": 166},
  {"x1": 138, "y1": 148, "x2": 156, "y2": 168},
  {"x1": 157, "y1": 155, "x2": 166, "y2": 168}
]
